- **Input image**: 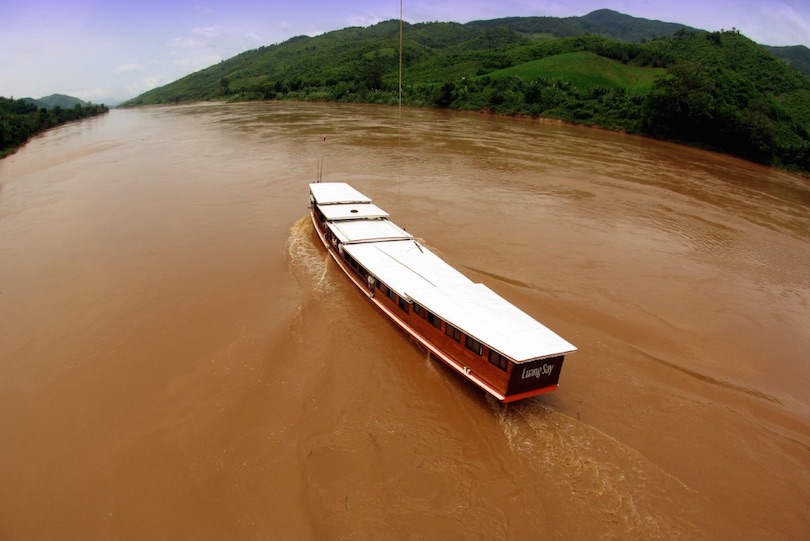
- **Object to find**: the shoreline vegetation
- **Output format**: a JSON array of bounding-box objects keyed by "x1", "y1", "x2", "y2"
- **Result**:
[
  {"x1": 121, "y1": 14, "x2": 810, "y2": 175},
  {"x1": 0, "y1": 97, "x2": 109, "y2": 159}
]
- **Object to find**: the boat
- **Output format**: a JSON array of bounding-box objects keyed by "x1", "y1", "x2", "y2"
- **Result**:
[{"x1": 308, "y1": 182, "x2": 577, "y2": 403}]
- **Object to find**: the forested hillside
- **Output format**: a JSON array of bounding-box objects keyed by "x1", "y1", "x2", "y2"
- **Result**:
[
  {"x1": 122, "y1": 11, "x2": 810, "y2": 172},
  {"x1": 0, "y1": 97, "x2": 109, "y2": 158},
  {"x1": 466, "y1": 8, "x2": 697, "y2": 42}
]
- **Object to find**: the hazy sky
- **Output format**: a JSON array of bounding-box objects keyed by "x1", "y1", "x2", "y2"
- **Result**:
[{"x1": 2, "y1": 1, "x2": 809, "y2": 104}]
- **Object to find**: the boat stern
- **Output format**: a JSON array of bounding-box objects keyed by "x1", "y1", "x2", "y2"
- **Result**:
[{"x1": 504, "y1": 355, "x2": 565, "y2": 401}]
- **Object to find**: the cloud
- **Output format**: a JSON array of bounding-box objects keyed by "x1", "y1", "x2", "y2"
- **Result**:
[
  {"x1": 192, "y1": 25, "x2": 222, "y2": 38},
  {"x1": 141, "y1": 76, "x2": 163, "y2": 89},
  {"x1": 168, "y1": 36, "x2": 208, "y2": 49},
  {"x1": 742, "y1": 2, "x2": 810, "y2": 45},
  {"x1": 131, "y1": 76, "x2": 170, "y2": 94},
  {"x1": 74, "y1": 85, "x2": 118, "y2": 103},
  {"x1": 167, "y1": 26, "x2": 224, "y2": 50},
  {"x1": 194, "y1": 5, "x2": 215, "y2": 16},
  {"x1": 345, "y1": 14, "x2": 382, "y2": 28},
  {"x1": 114, "y1": 63, "x2": 145, "y2": 73},
  {"x1": 172, "y1": 53, "x2": 224, "y2": 71},
  {"x1": 167, "y1": 25, "x2": 261, "y2": 53}
]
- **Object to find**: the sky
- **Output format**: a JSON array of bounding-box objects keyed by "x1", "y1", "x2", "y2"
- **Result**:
[{"x1": 2, "y1": 1, "x2": 809, "y2": 105}]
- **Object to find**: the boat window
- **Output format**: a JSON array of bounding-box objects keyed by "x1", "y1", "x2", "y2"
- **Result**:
[
  {"x1": 465, "y1": 336, "x2": 483, "y2": 356},
  {"x1": 488, "y1": 350, "x2": 509, "y2": 371},
  {"x1": 445, "y1": 324, "x2": 461, "y2": 341},
  {"x1": 414, "y1": 303, "x2": 438, "y2": 326},
  {"x1": 387, "y1": 288, "x2": 397, "y2": 303},
  {"x1": 398, "y1": 296, "x2": 409, "y2": 313}
]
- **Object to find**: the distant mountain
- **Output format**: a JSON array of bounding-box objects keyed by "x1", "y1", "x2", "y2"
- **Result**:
[
  {"x1": 23, "y1": 94, "x2": 90, "y2": 109},
  {"x1": 467, "y1": 8, "x2": 698, "y2": 42},
  {"x1": 764, "y1": 45, "x2": 810, "y2": 77}
]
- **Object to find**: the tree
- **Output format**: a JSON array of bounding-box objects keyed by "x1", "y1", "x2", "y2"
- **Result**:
[
  {"x1": 360, "y1": 61, "x2": 384, "y2": 91},
  {"x1": 642, "y1": 62, "x2": 718, "y2": 141},
  {"x1": 432, "y1": 82, "x2": 455, "y2": 108}
]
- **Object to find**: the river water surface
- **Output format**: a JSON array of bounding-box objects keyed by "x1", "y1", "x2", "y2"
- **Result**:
[{"x1": 1, "y1": 102, "x2": 808, "y2": 539}]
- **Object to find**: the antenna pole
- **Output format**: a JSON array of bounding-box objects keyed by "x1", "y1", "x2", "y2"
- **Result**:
[
  {"x1": 317, "y1": 134, "x2": 326, "y2": 182},
  {"x1": 399, "y1": 0, "x2": 403, "y2": 112}
]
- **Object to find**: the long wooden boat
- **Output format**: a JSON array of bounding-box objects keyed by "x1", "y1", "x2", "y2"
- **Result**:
[{"x1": 308, "y1": 182, "x2": 577, "y2": 403}]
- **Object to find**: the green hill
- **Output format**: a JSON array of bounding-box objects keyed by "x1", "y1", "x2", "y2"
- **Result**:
[
  {"x1": 23, "y1": 94, "x2": 90, "y2": 109},
  {"x1": 121, "y1": 12, "x2": 810, "y2": 173}
]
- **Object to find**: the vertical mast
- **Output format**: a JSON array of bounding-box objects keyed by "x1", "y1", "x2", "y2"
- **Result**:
[{"x1": 399, "y1": 0, "x2": 403, "y2": 131}]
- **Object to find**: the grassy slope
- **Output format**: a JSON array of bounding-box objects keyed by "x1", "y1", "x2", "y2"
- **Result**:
[{"x1": 485, "y1": 51, "x2": 664, "y2": 94}]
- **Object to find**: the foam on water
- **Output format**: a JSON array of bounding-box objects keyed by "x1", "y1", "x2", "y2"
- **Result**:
[
  {"x1": 493, "y1": 400, "x2": 702, "y2": 539},
  {"x1": 285, "y1": 216, "x2": 336, "y2": 297}
]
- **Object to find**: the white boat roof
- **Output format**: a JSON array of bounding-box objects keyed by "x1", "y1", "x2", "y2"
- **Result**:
[
  {"x1": 407, "y1": 283, "x2": 577, "y2": 363},
  {"x1": 345, "y1": 239, "x2": 575, "y2": 362},
  {"x1": 327, "y1": 219, "x2": 412, "y2": 245},
  {"x1": 312, "y1": 182, "x2": 576, "y2": 363},
  {"x1": 344, "y1": 240, "x2": 473, "y2": 296},
  {"x1": 318, "y1": 203, "x2": 389, "y2": 221},
  {"x1": 309, "y1": 182, "x2": 371, "y2": 205}
]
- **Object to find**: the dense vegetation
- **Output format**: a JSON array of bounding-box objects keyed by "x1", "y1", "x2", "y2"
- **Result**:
[
  {"x1": 466, "y1": 9, "x2": 697, "y2": 43},
  {"x1": 121, "y1": 9, "x2": 809, "y2": 173},
  {"x1": 764, "y1": 45, "x2": 810, "y2": 78},
  {"x1": 0, "y1": 97, "x2": 109, "y2": 158}
]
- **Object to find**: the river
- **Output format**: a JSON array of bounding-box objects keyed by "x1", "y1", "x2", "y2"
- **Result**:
[{"x1": 1, "y1": 102, "x2": 808, "y2": 539}]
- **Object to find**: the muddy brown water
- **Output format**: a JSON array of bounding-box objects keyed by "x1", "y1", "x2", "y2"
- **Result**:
[{"x1": 1, "y1": 102, "x2": 808, "y2": 540}]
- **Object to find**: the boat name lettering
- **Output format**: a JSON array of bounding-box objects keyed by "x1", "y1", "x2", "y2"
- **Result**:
[{"x1": 521, "y1": 364, "x2": 554, "y2": 379}]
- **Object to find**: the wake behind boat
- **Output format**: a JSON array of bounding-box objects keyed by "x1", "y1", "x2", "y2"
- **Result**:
[{"x1": 308, "y1": 182, "x2": 576, "y2": 403}]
